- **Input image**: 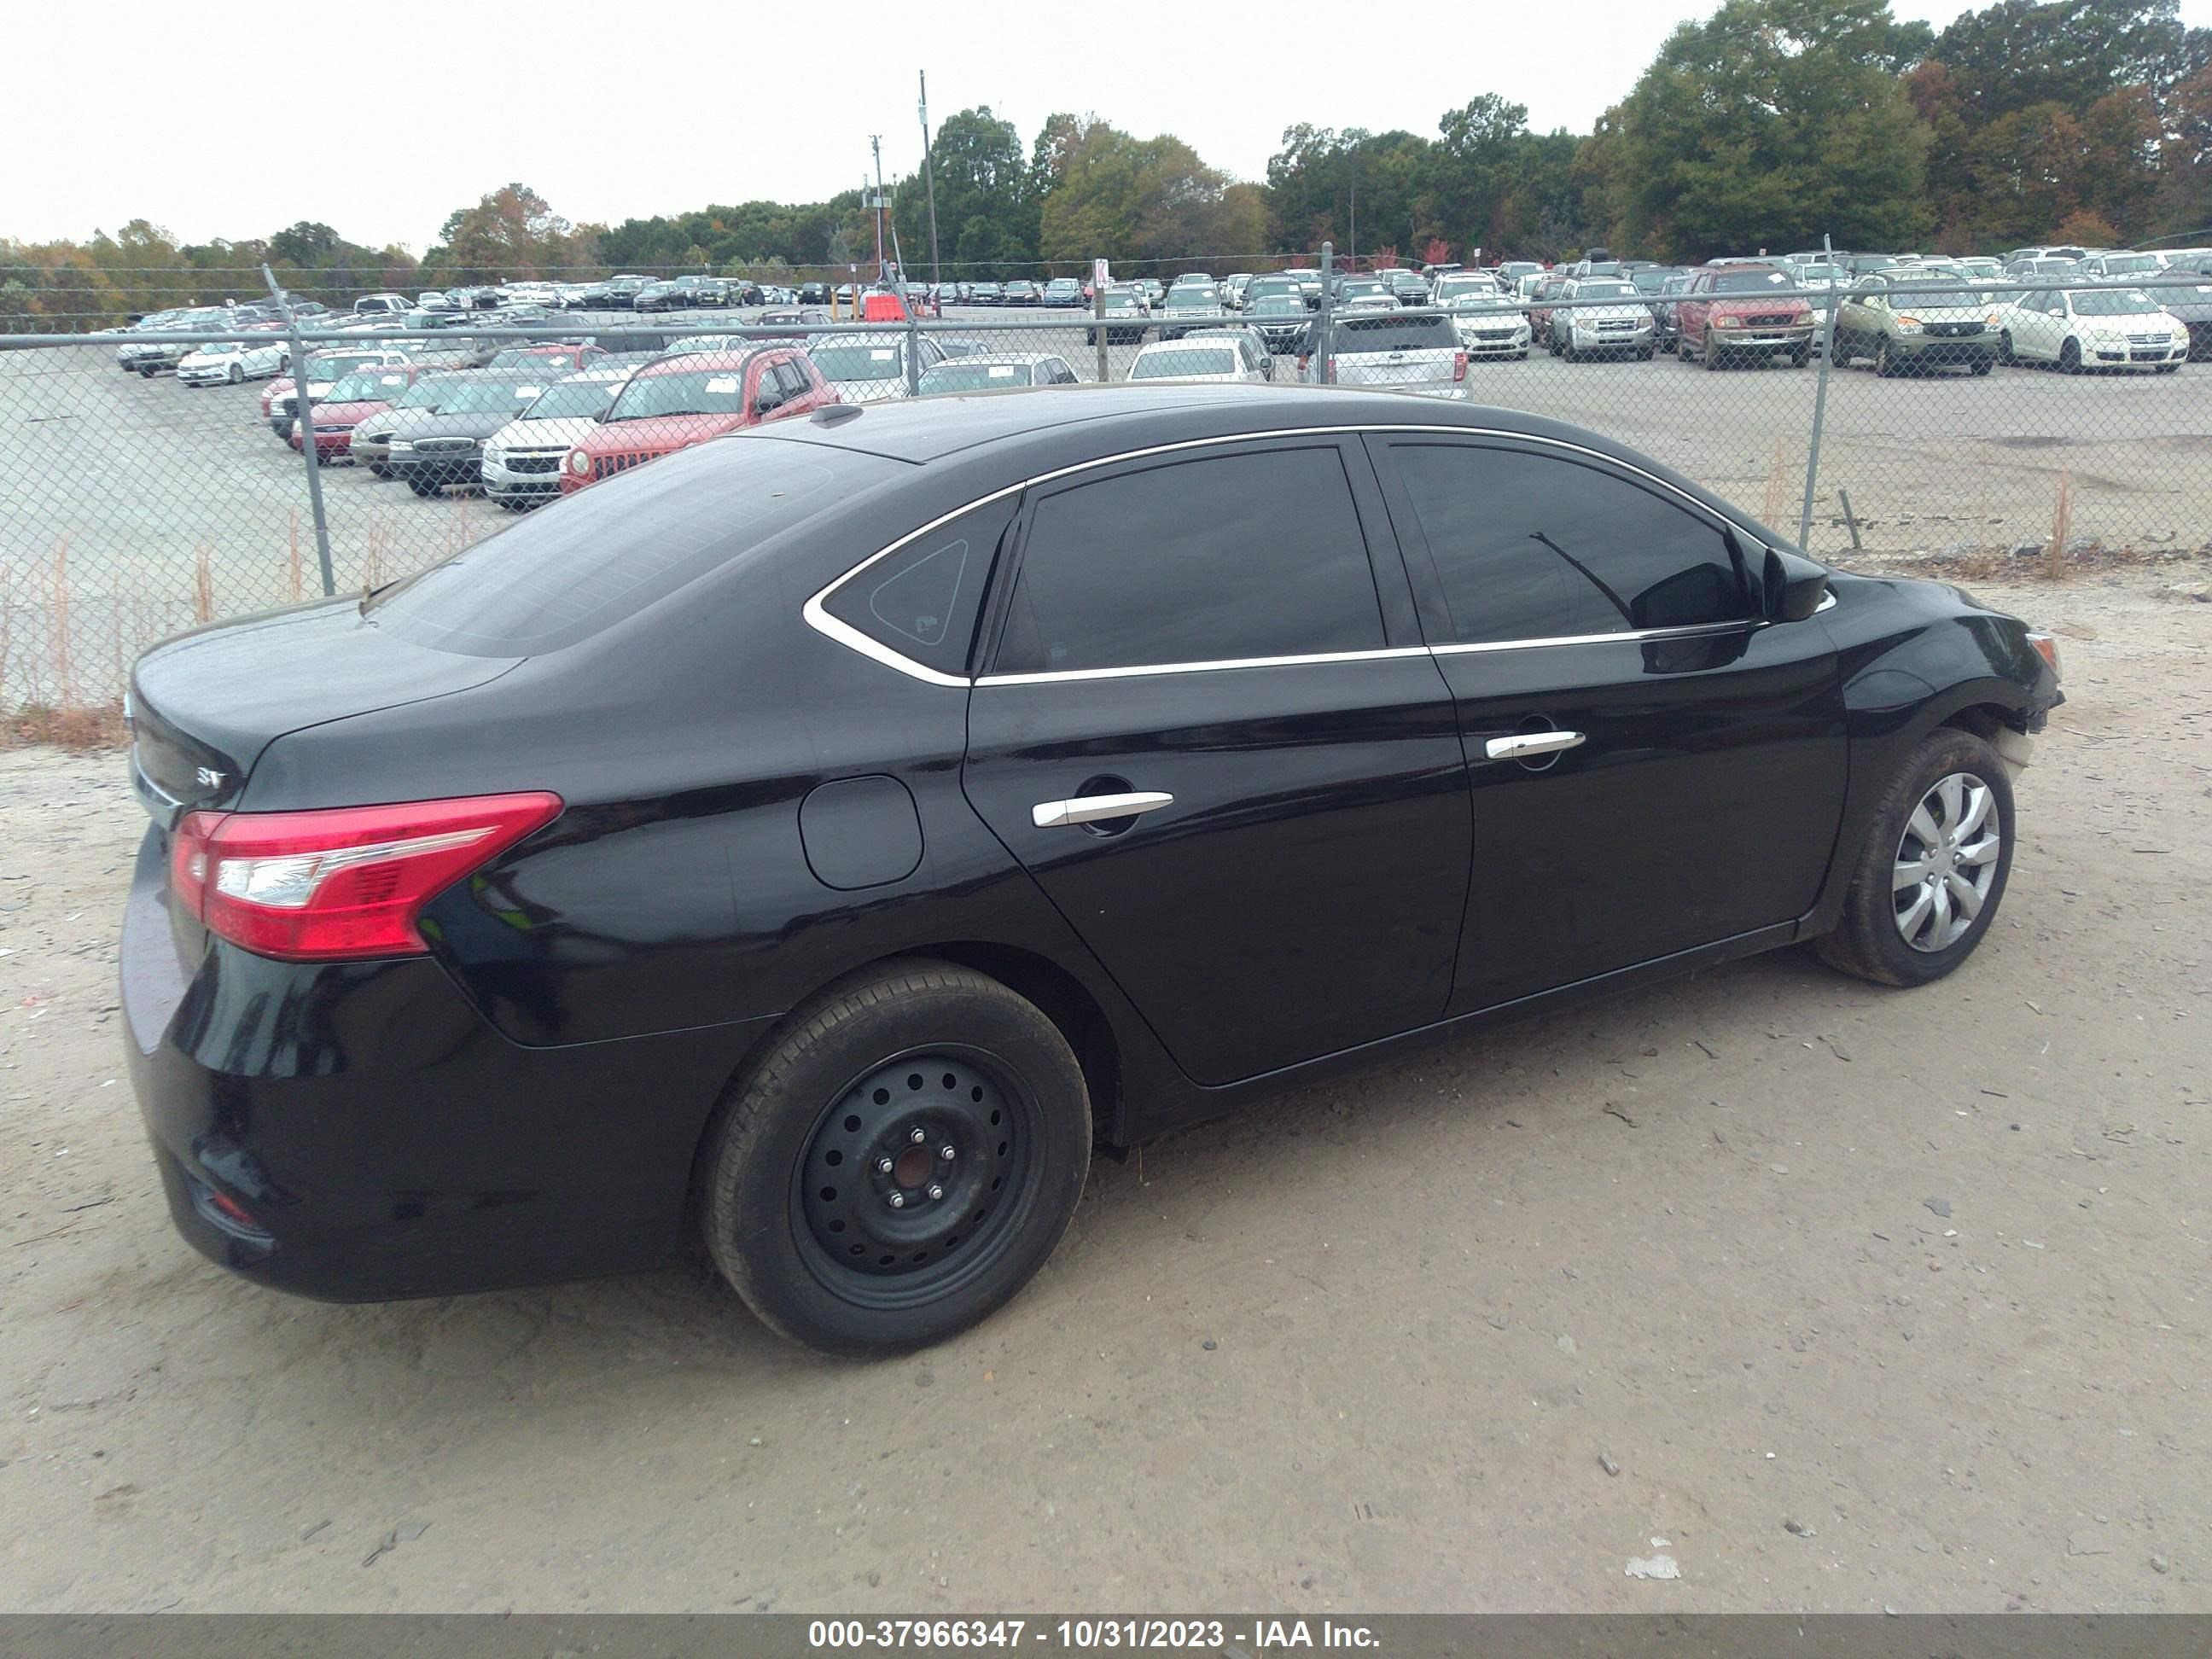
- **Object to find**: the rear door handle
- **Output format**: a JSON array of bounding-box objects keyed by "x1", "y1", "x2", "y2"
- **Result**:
[
  {"x1": 1032, "y1": 791, "x2": 1174, "y2": 829},
  {"x1": 1484, "y1": 731, "x2": 1586, "y2": 762}
]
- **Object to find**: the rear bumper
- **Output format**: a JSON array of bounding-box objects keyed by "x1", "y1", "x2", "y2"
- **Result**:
[{"x1": 121, "y1": 827, "x2": 771, "y2": 1301}]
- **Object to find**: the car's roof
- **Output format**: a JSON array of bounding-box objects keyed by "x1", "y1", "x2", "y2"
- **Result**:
[{"x1": 928, "y1": 352, "x2": 1061, "y2": 367}]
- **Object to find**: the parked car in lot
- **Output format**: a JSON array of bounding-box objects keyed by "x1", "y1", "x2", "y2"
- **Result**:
[
  {"x1": 1243, "y1": 274, "x2": 1313, "y2": 311},
  {"x1": 1651, "y1": 272, "x2": 1696, "y2": 352},
  {"x1": 748, "y1": 308, "x2": 832, "y2": 340},
  {"x1": 632, "y1": 281, "x2": 684, "y2": 313},
  {"x1": 806, "y1": 334, "x2": 950, "y2": 402},
  {"x1": 799, "y1": 282, "x2": 831, "y2": 305},
  {"x1": 1156, "y1": 282, "x2": 1225, "y2": 340},
  {"x1": 1385, "y1": 270, "x2": 1432, "y2": 308},
  {"x1": 1127, "y1": 332, "x2": 1272, "y2": 383},
  {"x1": 352, "y1": 373, "x2": 471, "y2": 476},
  {"x1": 293, "y1": 364, "x2": 427, "y2": 462},
  {"x1": 1087, "y1": 288, "x2": 1152, "y2": 346},
  {"x1": 119, "y1": 383, "x2": 2062, "y2": 1354},
  {"x1": 1832, "y1": 274, "x2": 2000, "y2": 375},
  {"x1": 561, "y1": 347, "x2": 835, "y2": 491},
  {"x1": 1042, "y1": 277, "x2": 1086, "y2": 308},
  {"x1": 1446, "y1": 292, "x2": 1532, "y2": 358},
  {"x1": 1243, "y1": 294, "x2": 1312, "y2": 352},
  {"x1": 1525, "y1": 274, "x2": 1571, "y2": 339},
  {"x1": 999, "y1": 281, "x2": 1042, "y2": 306},
  {"x1": 482, "y1": 342, "x2": 607, "y2": 375},
  {"x1": 375, "y1": 371, "x2": 557, "y2": 496},
  {"x1": 480, "y1": 365, "x2": 636, "y2": 508},
  {"x1": 117, "y1": 307, "x2": 236, "y2": 375},
  {"x1": 1674, "y1": 264, "x2": 1814, "y2": 369},
  {"x1": 177, "y1": 337, "x2": 289, "y2": 387},
  {"x1": 1300, "y1": 310, "x2": 1468, "y2": 395},
  {"x1": 967, "y1": 282, "x2": 1004, "y2": 306},
  {"x1": 264, "y1": 349, "x2": 411, "y2": 433},
  {"x1": 1994, "y1": 285, "x2": 2189, "y2": 373},
  {"x1": 917, "y1": 354, "x2": 1083, "y2": 393},
  {"x1": 2140, "y1": 269, "x2": 2212, "y2": 358},
  {"x1": 2077, "y1": 251, "x2": 2168, "y2": 283},
  {"x1": 1546, "y1": 278, "x2": 1656, "y2": 361}
]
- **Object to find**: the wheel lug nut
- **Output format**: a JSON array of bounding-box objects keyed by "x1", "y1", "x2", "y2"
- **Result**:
[
  {"x1": 927, "y1": 1184, "x2": 945, "y2": 1201},
  {"x1": 887, "y1": 1192, "x2": 905, "y2": 1209},
  {"x1": 909, "y1": 1126, "x2": 928, "y2": 1144},
  {"x1": 876, "y1": 1157, "x2": 894, "y2": 1175},
  {"x1": 939, "y1": 1144, "x2": 957, "y2": 1161}
]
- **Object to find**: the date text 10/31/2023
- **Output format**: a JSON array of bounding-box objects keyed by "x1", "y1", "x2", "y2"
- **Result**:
[{"x1": 806, "y1": 1621, "x2": 1382, "y2": 1650}]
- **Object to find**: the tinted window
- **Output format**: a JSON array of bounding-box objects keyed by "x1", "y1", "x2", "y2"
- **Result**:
[
  {"x1": 822, "y1": 497, "x2": 1018, "y2": 676},
  {"x1": 993, "y1": 447, "x2": 1385, "y2": 675},
  {"x1": 371, "y1": 439, "x2": 900, "y2": 655},
  {"x1": 1327, "y1": 314, "x2": 1459, "y2": 352},
  {"x1": 1388, "y1": 444, "x2": 1750, "y2": 644}
]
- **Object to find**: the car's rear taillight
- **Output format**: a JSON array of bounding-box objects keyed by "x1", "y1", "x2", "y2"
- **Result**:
[
  {"x1": 1453, "y1": 351, "x2": 1469, "y2": 381},
  {"x1": 171, "y1": 793, "x2": 562, "y2": 962}
]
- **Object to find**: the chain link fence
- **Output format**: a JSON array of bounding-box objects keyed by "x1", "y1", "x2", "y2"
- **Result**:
[{"x1": 5, "y1": 263, "x2": 2209, "y2": 707}]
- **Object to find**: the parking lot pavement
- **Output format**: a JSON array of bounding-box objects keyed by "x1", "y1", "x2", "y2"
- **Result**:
[{"x1": 2, "y1": 568, "x2": 2206, "y2": 1613}]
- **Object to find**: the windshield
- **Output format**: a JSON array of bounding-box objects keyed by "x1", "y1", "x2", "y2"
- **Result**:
[
  {"x1": 1166, "y1": 287, "x2": 1218, "y2": 306},
  {"x1": 308, "y1": 353, "x2": 384, "y2": 382},
  {"x1": 1333, "y1": 315, "x2": 1458, "y2": 351},
  {"x1": 439, "y1": 379, "x2": 543, "y2": 415},
  {"x1": 1795, "y1": 264, "x2": 1841, "y2": 282},
  {"x1": 1451, "y1": 295, "x2": 1516, "y2": 311},
  {"x1": 2102, "y1": 256, "x2": 2161, "y2": 275},
  {"x1": 1890, "y1": 280, "x2": 1977, "y2": 305},
  {"x1": 1103, "y1": 294, "x2": 1143, "y2": 312},
  {"x1": 1630, "y1": 270, "x2": 1674, "y2": 293},
  {"x1": 396, "y1": 377, "x2": 458, "y2": 410},
  {"x1": 1575, "y1": 282, "x2": 1639, "y2": 299},
  {"x1": 606, "y1": 367, "x2": 752, "y2": 419},
  {"x1": 1711, "y1": 270, "x2": 1791, "y2": 293},
  {"x1": 920, "y1": 361, "x2": 1036, "y2": 393},
  {"x1": 2072, "y1": 288, "x2": 2162, "y2": 316},
  {"x1": 1130, "y1": 346, "x2": 1237, "y2": 378},
  {"x1": 487, "y1": 347, "x2": 575, "y2": 370},
  {"x1": 1250, "y1": 297, "x2": 1307, "y2": 316},
  {"x1": 809, "y1": 341, "x2": 905, "y2": 381},
  {"x1": 1340, "y1": 280, "x2": 1388, "y2": 296},
  {"x1": 326, "y1": 370, "x2": 410, "y2": 402}
]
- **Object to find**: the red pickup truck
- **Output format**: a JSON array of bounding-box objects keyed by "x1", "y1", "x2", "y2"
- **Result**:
[{"x1": 1674, "y1": 264, "x2": 1816, "y2": 369}]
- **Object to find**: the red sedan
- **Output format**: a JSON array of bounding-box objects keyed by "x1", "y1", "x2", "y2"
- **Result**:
[{"x1": 290, "y1": 364, "x2": 427, "y2": 462}]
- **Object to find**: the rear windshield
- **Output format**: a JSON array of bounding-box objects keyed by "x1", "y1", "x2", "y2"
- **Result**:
[
  {"x1": 1130, "y1": 346, "x2": 1237, "y2": 378},
  {"x1": 810, "y1": 342, "x2": 905, "y2": 381},
  {"x1": 1332, "y1": 315, "x2": 1458, "y2": 351},
  {"x1": 368, "y1": 439, "x2": 898, "y2": 655},
  {"x1": 920, "y1": 361, "x2": 1035, "y2": 393}
]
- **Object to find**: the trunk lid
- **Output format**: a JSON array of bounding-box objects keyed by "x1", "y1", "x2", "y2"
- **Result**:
[{"x1": 129, "y1": 597, "x2": 521, "y2": 822}]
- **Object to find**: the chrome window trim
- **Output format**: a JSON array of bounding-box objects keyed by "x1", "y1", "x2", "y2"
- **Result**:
[
  {"x1": 978, "y1": 646, "x2": 1431, "y2": 689},
  {"x1": 802, "y1": 422, "x2": 1791, "y2": 685},
  {"x1": 1429, "y1": 619, "x2": 1751, "y2": 657}
]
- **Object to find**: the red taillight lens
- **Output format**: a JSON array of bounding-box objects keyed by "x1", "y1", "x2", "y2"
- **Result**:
[
  {"x1": 1453, "y1": 351, "x2": 1469, "y2": 381},
  {"x1": 173, "y1": 793, "x2": 562, "y2": 962}
]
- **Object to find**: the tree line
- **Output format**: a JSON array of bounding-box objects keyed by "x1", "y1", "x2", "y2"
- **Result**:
[{"x1": 8, "y1": 0, "x2": 2209, "y2": 328}]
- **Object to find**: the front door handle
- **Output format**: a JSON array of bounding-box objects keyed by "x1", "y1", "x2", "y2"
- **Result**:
[
  {"x1": 1484, "y1": 731, "x2": 1586, "y2": 762},
  {"x1": 1032, "y1": 791, "x2": 1174, "y2": 829}
]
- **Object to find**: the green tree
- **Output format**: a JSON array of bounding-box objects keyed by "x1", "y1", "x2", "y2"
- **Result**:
[
  {"x1": 894, "y1": 106, "x2": 1039, "y2": 280},
  {"x1": 1592, "y1": 0, "x2": 1933, "y2": 259},
  {"x1": 1932, "y1": 0, "x2": 2200, "y2": 125}
]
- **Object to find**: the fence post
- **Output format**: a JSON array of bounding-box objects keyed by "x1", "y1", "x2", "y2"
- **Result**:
[
  {"x1": 262, "y1": 264, "x2": 336, "y2": 597},
  {"x1": 1317, "y1": 242, "x2": 1335, "y2": 384},
  {"x1": 905, "y1": 303, "x2": 923, "y2": 398},
  {"x1": 1093, "y1": 269, "x2": 1110, "y2": 384},
  {"x1": 1796, "y1": 233, "x2": 1837, "y2": 551}
]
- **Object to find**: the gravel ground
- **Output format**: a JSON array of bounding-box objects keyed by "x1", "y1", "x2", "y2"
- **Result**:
[{"x1": 0, "y1": 565, "x2": 2208, "y2": 1615}]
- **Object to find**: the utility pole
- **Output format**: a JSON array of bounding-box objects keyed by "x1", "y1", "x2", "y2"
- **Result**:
[
  {"x1": 1348, "y1": 179, "x2": 1359, "y2": 273},
  {"x1": 918, "y1": 72, "x2": 941, "y2": 293},
  {"x1": 870, "y1": 136, "x2": 888, "y2": 283}
]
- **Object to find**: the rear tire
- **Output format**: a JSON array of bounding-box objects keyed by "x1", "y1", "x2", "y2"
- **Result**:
[
  {"x1": 701, "y1": 959, "x2": 1092, "y2": 1356},
  {"x1": 228, "y1": 364, "x2": 243, "y2": 384},
  {"x1": 1813, "y1": 727, "x2": 2014, "y2": 989},
  {"x1": 2059, "y1": 338, "x2": 2082, "y2": 375}
]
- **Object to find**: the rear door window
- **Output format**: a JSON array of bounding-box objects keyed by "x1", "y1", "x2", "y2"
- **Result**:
[
  {"x1": 1382, "y1": 443, "x2": 1753, "y2": 644},
  {"x1": 1331, "y1": 315, "x2": 1458, "y2": 353},
  {"x1": 991, "y1": 445, "x2": 1385, "y2": 676}
]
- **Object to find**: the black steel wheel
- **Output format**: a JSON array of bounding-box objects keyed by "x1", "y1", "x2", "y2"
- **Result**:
[{"x1": 701, "y1": 958, "x2": 1091, "y2": 1355}]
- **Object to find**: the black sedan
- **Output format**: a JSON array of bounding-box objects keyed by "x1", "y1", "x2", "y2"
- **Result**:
[{"x1": 120, "y1": 387, "x2": 2060, "y2": 1355}]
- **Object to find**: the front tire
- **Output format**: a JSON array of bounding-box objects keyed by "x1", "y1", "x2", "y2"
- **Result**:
[
  {"x1": 2059, "y1": 338, "x2": 2082, "y2": 375},
  {"x1": 1703, "y1": 330, "x2": 1723, "y2": 370},
  {"x1": 701, "y1": 959, "x2": 1092, "y2": 1356},
  {"x1": 1875, "y1": 338, "x2": 1898, "y2": 378},
  {"x1": 1813, "y1": 727, "x2": 2014, "y2": 988}
]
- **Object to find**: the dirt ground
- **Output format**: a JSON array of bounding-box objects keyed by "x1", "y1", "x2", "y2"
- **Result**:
[{"x1": 1, "y1": 564, "x2": 2207, "y2": 1615}]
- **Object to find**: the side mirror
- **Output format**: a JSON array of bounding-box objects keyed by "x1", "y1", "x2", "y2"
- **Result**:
[{"x1": 1762, "y1": 544, "x2": 1831, "y2": 622}]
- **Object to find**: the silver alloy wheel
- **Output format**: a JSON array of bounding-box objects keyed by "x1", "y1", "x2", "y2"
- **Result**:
[{"x1": 1893, "y1": 771, "x2": 2001, "y2": 952}]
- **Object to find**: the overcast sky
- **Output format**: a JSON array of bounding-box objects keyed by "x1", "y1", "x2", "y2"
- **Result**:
[{"x1": 18, "y1": 0, "x2": 2211, "y2": 253}]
